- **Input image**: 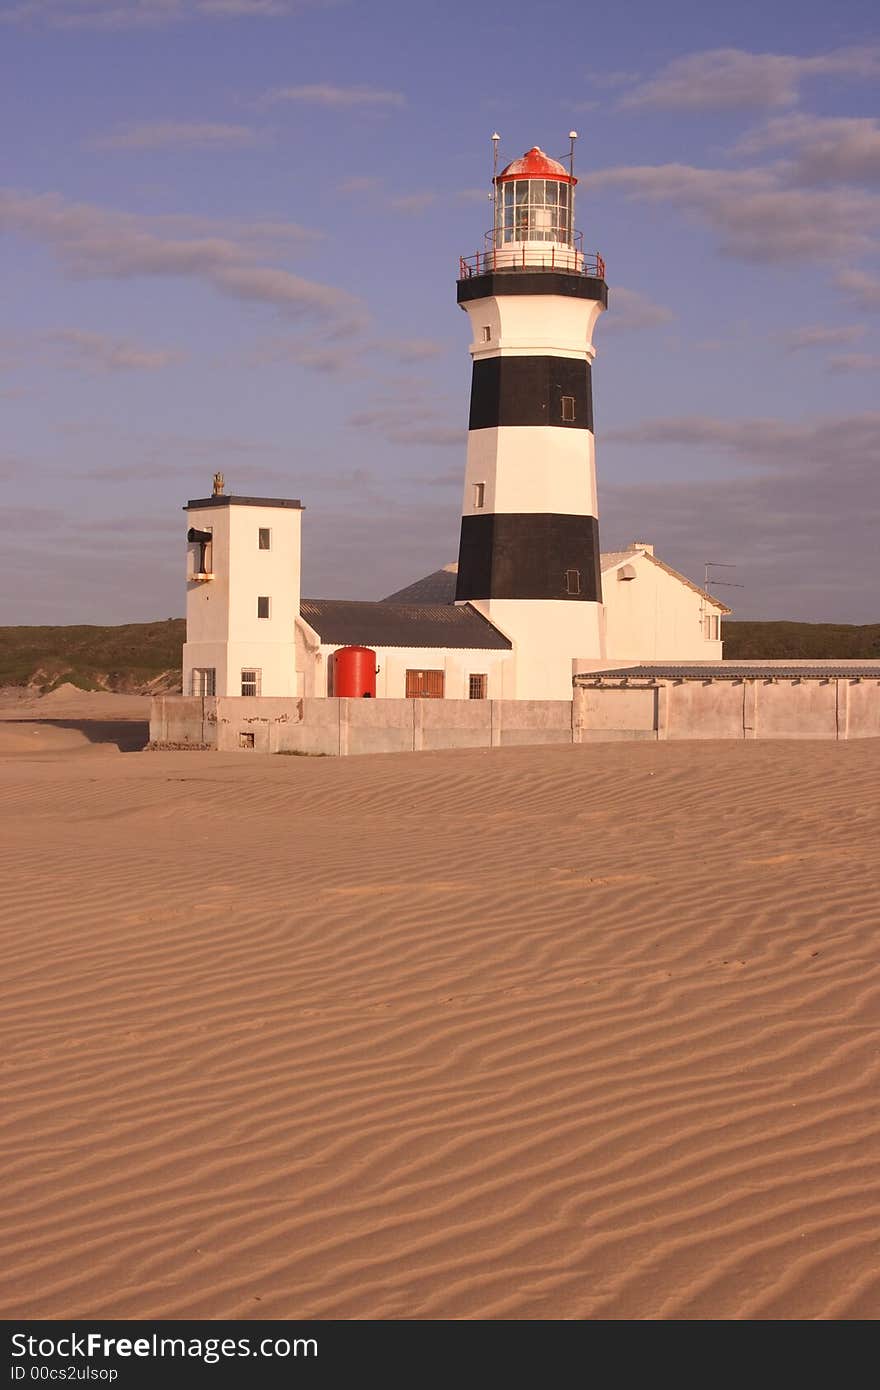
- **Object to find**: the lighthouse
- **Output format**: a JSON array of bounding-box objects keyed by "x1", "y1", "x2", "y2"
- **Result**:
[{"x1": 455, "y1": 137, "x2": 608, "y2": 699}]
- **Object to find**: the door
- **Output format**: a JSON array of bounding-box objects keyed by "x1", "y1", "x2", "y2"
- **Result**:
[{"x1": 405, "y1": 669, "x2": 445, "y2": 698}]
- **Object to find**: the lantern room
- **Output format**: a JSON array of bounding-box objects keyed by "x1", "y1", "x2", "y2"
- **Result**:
[
  {"x1": 493, "y1": 146, "x2": 575, "y2": 247},
  {"x1": 459, "y1": 137, "x2": 604, "y2": 280}
]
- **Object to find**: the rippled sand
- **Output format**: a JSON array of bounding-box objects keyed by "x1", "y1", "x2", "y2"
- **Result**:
[{"x1": 1, "y1": 695, "x2": 879, "y2": 1319}]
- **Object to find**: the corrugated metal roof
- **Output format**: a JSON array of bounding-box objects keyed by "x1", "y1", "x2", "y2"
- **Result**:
[
  {"x1": 300, "y1": 598, "x2": 513, "y2": 650},
  {"x1": 577, "y1": 662, "x2": 880, "y2": 682},
  {"x1": 382, "y1": 567, "x2": 458, "y2": 605}
]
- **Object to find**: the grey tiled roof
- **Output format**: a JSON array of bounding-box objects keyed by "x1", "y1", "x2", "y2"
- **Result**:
[
  {"x1": 382, "y1": 568, "x2": 458, "y2": 605},
  {"x1": 301, "y1": 598, "x2": 512, "y2": 650},
  {"x1": 578, "y1": 663, "x2": 880, "y2": 682}
]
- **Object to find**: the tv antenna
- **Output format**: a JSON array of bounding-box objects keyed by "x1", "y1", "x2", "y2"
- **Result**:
[{"x1": 704, "y1": 561, "x2": 745, "y2": 594}]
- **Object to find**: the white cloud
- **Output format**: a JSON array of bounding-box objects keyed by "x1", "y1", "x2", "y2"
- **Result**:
[
  {"x1": 835, "y1": 268, "x2": 880, "y2": 310},
  {"x1": 0, "y1": 188, "x2": 365, "y2": 329},
  {"x1": 389, "y1": 192, "x2": 437, "y2": 215},
  {"x1": 597, "y1": 286, "x2": 674, "y2": 335},
  {"x1": 88, "y1": 121, "x2": 262, "y2": 151},
  {"x1": 45, "y1": 327, "x2": 183, "y2": 371},
  {"x1": 348, "y1": 400, "x2": 463, "y2": 448},
  {"x1": 591, "y1": 163, "x2": 880, "y2": 263},
  {"x1": 603, "y1": 410, "x2": 880, "y2": 471},
  {"x1": 736, "y1": 114, "x2": 880, "y2": 188},
  {"x1": 620, "y1": 46, "x2": 880, "y2": 112},
  {"x1": 600, "y1": 411, "x2": 880, "y2": 621},
  {"x1": 2, "y1": 0, "x2": 306, "y2": 28},
  {"x1": 828, "y1": 353, "x2": 880, "y2": 373},
  {"x1": 262, "y1": 84, "x2": 404, "y2": 108},
  {"x1": 779, "y1": 324, "x2": 867, "y2": 352}
]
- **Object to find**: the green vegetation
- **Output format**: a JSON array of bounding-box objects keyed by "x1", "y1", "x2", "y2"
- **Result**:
[
  {"x1": 2, "y1": 617, "x2": 878, "y2": 695},
  {"x1": 723, "y1": 621, "x2": 880, "y2": 661},
  {"x1": 0, "y1": 620, "x2": 185, "y2": 693}
]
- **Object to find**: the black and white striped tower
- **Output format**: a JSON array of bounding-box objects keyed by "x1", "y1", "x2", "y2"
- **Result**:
[{"x1": 455, "y1": 138, "x2": 608, "y2": 699}]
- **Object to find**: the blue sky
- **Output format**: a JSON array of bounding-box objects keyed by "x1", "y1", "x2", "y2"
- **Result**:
[{"x1": 2, "y1": 0, "x2": 879, "y2": 624}]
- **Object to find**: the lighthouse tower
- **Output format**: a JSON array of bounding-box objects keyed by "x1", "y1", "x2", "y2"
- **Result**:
[{"x1": 455, "y1": 138, "x2": 608, "y2": 699}]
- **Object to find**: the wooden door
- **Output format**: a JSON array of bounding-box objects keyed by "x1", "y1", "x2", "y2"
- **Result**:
[{"x1": 405, "y1": 669, "x2": 445, "y2": 698}]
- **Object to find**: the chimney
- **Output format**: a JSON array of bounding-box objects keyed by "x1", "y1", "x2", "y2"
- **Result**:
[{"x1": 630, "y1": 539, "x2": 653, "y2": 555}]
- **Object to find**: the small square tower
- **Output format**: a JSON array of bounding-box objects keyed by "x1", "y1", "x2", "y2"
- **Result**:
[{"x1": 182, "y1": 477, "x2": 303, "y2": 699}]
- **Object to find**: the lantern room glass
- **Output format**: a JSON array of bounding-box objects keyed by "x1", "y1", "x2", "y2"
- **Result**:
[{"x1": 495, "y1": 179, "x2": 573, "y2": 245}]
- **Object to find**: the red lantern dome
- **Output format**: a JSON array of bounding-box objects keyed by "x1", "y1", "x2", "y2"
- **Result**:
[{"x1": 496, "y1": 146, "x2": 576, "y2": 186}]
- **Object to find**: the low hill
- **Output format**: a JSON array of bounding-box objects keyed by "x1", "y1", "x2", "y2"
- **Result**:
[
  {"x1": 0, "y1": 620, "x2": 185, "y2": 694},
  {"x1": 722, "y1": 621, "x2": 880, "y2": 661},
  {"x1": 1, "y1": 618, "x2": 878, "y2": 694}
]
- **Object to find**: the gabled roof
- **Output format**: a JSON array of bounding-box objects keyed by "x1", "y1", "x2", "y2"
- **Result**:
[
  {"x1": 300, "y1": 598, "x2": 512, "y2": 650},
  {"x1": 382, "y1": 565, "x2": 458, "y2": 605},
  {"x1": 382, "y1": 553, "x2": 730, "y2": 613},
  {"x1": 601, "y1": 548, "x2": 732, "y2": 614}
]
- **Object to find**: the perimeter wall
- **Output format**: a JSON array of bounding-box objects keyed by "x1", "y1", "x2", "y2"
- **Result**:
[{"x1": 149, "y1": 674, "x2": 880, "y2": 754}]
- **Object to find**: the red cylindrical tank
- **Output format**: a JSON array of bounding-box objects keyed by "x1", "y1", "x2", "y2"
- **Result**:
[{"x1": 333, "y1": 646, "x2": 377, "y2": 698}]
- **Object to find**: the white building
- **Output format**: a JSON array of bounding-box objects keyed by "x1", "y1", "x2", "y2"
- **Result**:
[
  {"x1": 182, "y1": 480, "x2": 302, "y2": 698},
  {"x1": 175, "y1": 139, "x2": 730, "y2": 708}
]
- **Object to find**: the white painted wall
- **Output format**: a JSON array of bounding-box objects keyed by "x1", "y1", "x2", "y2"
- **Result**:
[
  {"x1": 462, "y1": 427, "x2": 598, "y2": 518},
  {"x1": 469, "y1": 598, "x2": 602, "y2": 700},
  {"x1": 313, "y1": 642, "x2": 515, "y2": 701},
  {"x1": 183, "y1": 500, "x2": 302, "y2": 698},
  {"x1": 463, "y1": 292, "x2": 604, "y2": 362},
  {"x1": 601, "y1": 551, "x2": 725, "y2": 661}
]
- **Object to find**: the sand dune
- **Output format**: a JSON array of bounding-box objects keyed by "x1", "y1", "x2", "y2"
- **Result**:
[{"x1": 1, "y1": 699, "x2": 879, "y2": 1319}]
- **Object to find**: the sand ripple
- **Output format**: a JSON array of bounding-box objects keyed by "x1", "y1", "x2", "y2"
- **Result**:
[{"x1": 1, "y1": 737, "x2": 879, "y2": 1318}]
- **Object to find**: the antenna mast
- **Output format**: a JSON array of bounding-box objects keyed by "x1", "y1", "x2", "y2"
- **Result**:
[{"x1": 491, "y1": 132, "x2": 500, "y2": 245}]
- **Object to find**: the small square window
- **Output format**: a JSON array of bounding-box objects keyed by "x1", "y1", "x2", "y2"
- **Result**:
[
  {"x1": 258, "y1": 528, "x2": 271, "y2": 550},
  {"x1": 469, "y1": 674, "x2": 487, "y2": 700},
  {"x1": 473, "y1": 482, "x2": 485, "y2": 510},
  {"x1": 561, "y1": 396, "x2": 576, "y2": 422},
  {"x1": 257, "y1": 596, "x2": 270, "y2": 619},
  {"x1": 192, "y1": 667, "x2": 216, "y2": 696},
  {"x1": 241, "y1": 668, "x2": 261, "y2": 697},
  {"x1": 481, "y1": 326, "x2": 491, "y2": 342},
  {"x1": 564, "y1": 568, "x2": 581, "y2": 595}
]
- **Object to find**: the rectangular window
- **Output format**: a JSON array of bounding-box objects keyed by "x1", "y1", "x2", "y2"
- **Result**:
[
  {"x1": 561, "y1": 395, "x2": 576, "y2": 422},
  {"x1": 257, "y1": 595, "x2": 270, "y2": 619},
  {"x1": 481, "y1": 326, "x2": 491, "y2": 342},
  {"x1": 241, "y1": 668, "x2": 261, "y2": 697},
  {"x1": 704, "y1": 614, "x2": 720, "y2": 641},
  {"x1": 565, "y1": 568, "x2": 581, "y2": 595},
  {"x1": 239, "y1": 731, "x2": 255, "y2": 749},
  {"x1": 473, "y1": 482, "x2": 485, "y2": 509},
  {"x1": 258, "y1": 527, "x2": 271, "y2": 550},
  {"x1": 469, "y1": 674, "x2": 487, "y2": 700},
  {"x1": 405, "y1": 669, "x2": 445, "y2": 699},
  {"x1": 192, "y1": 667, "x2": 216, "y2": 697}
]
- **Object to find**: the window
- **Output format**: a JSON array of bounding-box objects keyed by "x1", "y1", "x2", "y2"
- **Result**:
[
  {"x1": 192, "y1": 667, "x2": 216, "y2": 697},
  {"x1": 481, "y1": 326, "x2": 491, "y2": 343},
  {"x1": 405, "y1": 669, "x2": 445, "y2": 699},
  {"x1": 469, "y1": 674, "x2": 487, "y2": 700},
  {"x1": 496, "y1": 178, "x2": 573, "y2": 245},
  {"x1": 241, "y1": 668, "x2": 261, "y2": 697},
  {"x1": 257, "y1": 595, "x2": 270, "y2": 619},
  {"x1": 239, "y1": 731, "x2": 255, "y2": 749},
  {"x1": 473, "y1": 482, "x2": 485, "y2": 509},
  {"x1": 561, "y1": 395, "x2": 576, "y2": 422},
  {"x1": 704, "y1": 614, "x2": 721, "y2": 641},
  {"x1": 564, "y1": 569, "x2": 581, "y2": 595},
  {"x1": 258, "y1": 527, "x2": 271, "y2": 550}
]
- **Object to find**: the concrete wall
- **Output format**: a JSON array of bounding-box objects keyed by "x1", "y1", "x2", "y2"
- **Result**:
[
  {"x1": 150, "y1": 675, "x2": 880, "y2": 754},
  {"x1": 574, "y1": 676, "x2": 880, "y2": 741},
  {"x1": 150, "y1": 694, "x2": 578, "y2": 755}
]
